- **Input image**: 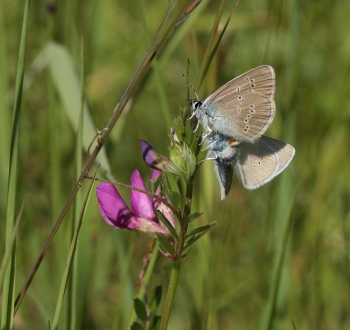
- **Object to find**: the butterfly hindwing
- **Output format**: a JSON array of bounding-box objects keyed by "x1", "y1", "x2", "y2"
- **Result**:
[{"x1": 235, "y1": 136, "x2": 295, "y2": 189}]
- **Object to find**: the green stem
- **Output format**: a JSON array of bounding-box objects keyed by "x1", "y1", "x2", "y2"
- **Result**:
[
  {"x1": 159, "y1": 177, "x2": 194, "y2": 330},
  {"x1": 159, "y1": 260, "x2": 181, "y2": 330}
]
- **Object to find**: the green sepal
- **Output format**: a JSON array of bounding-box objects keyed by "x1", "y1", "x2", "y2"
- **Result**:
[
  {"x1": 172, "y1": 117, "x2": 185, "y2": 143},
  {"x1": 167, "y1": 141, "x2": 196, "y2": 180}
]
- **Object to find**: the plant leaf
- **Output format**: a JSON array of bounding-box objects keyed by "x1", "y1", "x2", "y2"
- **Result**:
[
  {"x1": 156, "y1": 234, "x2": 175, "y2": 256},
  {"x1": 149, "y1": 285, "x2": 162, "y2": 311},
  {"x1": 131, "y1": 321, "x2": 144, "y2": 330},
  {"x1": 186, "y1": 222, "x2": 216, "y2": 238},
  {"x1": 134, "y1": 298, "x2": 148, "y2": 322},
  {"x1": 149, "y1": 315, "x2": 161, "y2": 330},
  {"x1": 156, "y1": 211, "x2": 178, "y2": 240},
  {"x1": 183, "y1": 212, "x2": 203, "y2": 224},
  {"x1": 43, "y1": 42, "x2": 111, "y2": 172}
]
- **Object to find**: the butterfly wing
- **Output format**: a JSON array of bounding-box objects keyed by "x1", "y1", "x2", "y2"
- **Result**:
[
  {"x1": 235, "y1": 136, "x2": 295, "y2": 189},
  {"x1": 202, "y1": 66, "x2": 276, "y2": 141},
  {"x1": 213, "y1": 158, "x2": 234, "y2": 200},
  {"x1": 207, "y1": 132, "x2": 237, "y2": 200}
]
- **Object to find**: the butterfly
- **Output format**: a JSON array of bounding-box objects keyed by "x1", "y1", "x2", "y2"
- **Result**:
[{"x1": 190, "y1": 66, "x2": 294, "y2": 199}]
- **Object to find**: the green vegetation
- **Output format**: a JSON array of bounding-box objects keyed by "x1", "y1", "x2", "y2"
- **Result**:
[{"x1": 1, "y1": 0, "x2": 350, "y2": 329}]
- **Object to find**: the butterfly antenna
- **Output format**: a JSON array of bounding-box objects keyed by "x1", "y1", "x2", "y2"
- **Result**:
[{"x1": 182, "y1": 73, "x2": 199, "y2": 101}]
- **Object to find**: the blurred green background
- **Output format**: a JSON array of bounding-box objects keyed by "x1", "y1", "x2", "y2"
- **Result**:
[{"x1": 1, "y1": 0, "x2": 350, "y2": 329}]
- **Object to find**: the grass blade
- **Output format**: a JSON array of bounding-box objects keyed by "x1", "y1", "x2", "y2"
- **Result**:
[{"x1": 1, "y1": 1, "x2": 30, "y2": 328}]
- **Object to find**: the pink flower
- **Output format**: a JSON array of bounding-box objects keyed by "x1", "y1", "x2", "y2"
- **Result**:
[
  {"x1": 96, "y1": 170, "x2": 175, "y2": 237},
  {"x1": 140, "y1": 140, "x2": 169, "y2": 171}
]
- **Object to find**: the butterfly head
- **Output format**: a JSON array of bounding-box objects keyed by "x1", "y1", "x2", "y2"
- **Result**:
[{"x1": 190, "y1": 100, "x2": 203, "y2": 111}]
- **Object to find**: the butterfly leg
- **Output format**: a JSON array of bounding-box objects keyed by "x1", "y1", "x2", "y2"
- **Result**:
[
  {"x1": 197, "y1": 155, "x2": 217, "y2": 164},
  {"x1": 199, "y1": 131, "x2": 211, "y2": 145},
  {"x1": 188, "y1": 108, "x2": 198, "y2": 120},
  {"x1": 201, "y1": 139, "x2": 217, "y2": 152}
]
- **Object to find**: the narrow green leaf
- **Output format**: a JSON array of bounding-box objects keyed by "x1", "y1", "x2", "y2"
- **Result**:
[
  {"x1": 2, "y1": 1, "x2": 30, "y2": 327},
  {"x1": 163, "y1": 172, "x2": 181, "y2": 208},
  {"x1": 183, "y1": 223, "x2": 217, "y2": 250},
  {"x1": 183, "y1": 212, "x2": 203, "y2": 224},
  {"x1": 156, "y1": 234, "x2": 175, "y2": 256},
  {"x1": 164, "y1": 171, "x2": 180, "y2": 195},
  {"x1": 43, "y1": 42, "x2": 111, "y2": 173},
  {"x1": 134, "y1": 298, "x2": 148, "y2": 322},
  {"x1": 0, "y1": 194, "x2": 28, "y2": 290},
  {"x1": 156, "y1": 211, "x2": 178, "y2": 240},
  {"x1": 183, "y1": 233, "x2": 206, "y2": 251},
  {"x1": 149, "y1": 286, "x2": 162, "y2": 311},
  {"x1": 195, "y1": 0, "x2": 227, "y2": 91},
  {"x1": 186, "y1": 222, "x2": 216, "y2": 238}
]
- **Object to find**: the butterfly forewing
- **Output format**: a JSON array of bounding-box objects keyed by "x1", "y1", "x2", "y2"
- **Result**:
[
  {"x1": 202, "y1": 66, "x2": 276, "y2": 141},
  {"x1": 205, "y1": 65, "x2": 275, "y2": 102},
  {"x1": 210, "y1": 92, "x2": 275, "y2": 139}
]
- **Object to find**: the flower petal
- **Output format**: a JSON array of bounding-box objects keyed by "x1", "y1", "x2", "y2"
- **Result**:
[
  {"x1": 128, "y1": 215, "x2": 171, "y2": 237},
  {"x1": 96, "y1": 183, "x2": 133, "y2": 229},
  {"x1": 155, "y1": 198, "x2": 176, "y2": 229},
  {"x1": 140, "y1": 140, "x2": 169, "y2": 170},
  {"x1": 96, "y1": 183, "x2": 171, "y2": 237},
  {"x1": 151, "y1": 169, "x2": 161, "y2": 181},
  {"x1": 130, "y1": 170, "x2": 157, "y2": 221}
]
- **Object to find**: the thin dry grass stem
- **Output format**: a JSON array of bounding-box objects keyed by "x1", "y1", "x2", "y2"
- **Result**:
[{"x1": 195, "y1": 0, "x2": 241, "y2": 91}]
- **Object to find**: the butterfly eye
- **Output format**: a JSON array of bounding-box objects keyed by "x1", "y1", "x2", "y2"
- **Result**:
[
  {"x1": 193, "y1": 101, "x2": 202, "y2": 109},
  {"x1": 238, "y1": 96, "x2": 243, "y2": 100}
]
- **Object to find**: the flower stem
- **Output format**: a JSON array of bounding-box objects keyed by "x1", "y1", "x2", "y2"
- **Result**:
[
  {"x1": 159, "y1": 259, "x2": 181, "y2": 330},
  {"x1": 159, "y1": 177, "x2": 194, "y2": 329}
]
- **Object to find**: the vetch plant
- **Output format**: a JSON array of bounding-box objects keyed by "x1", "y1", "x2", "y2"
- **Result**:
[{"x1": 95, "y1": 108, "x2": 215, "y2": 329}]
